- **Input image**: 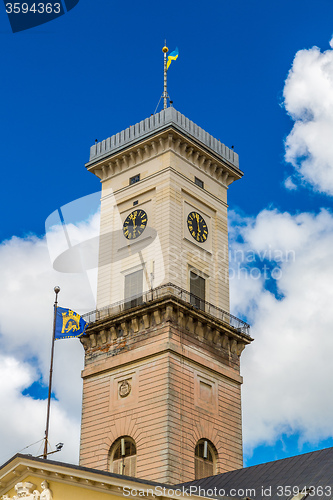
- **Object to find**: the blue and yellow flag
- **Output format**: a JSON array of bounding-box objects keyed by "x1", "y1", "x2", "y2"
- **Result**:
[
  {"x1": 167, "y1": 47, "x2": 179, "y2": 70},
  {"x1": 55, "y1": 307, "x2": 88, "y2": 340}
]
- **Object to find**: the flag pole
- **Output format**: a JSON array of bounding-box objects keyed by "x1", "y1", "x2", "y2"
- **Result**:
[
  {"x1": 162, "y1": 44, "x2": 168, "y2": 109},
  {"x1": 43, "y1": 285, "x2": 60, "y2": 459}
]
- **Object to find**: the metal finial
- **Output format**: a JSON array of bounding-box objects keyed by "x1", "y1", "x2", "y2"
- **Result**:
[
  {"x1": 162, "y1": 45, "x2": 168, "y2": 109},
  {"x1": 54, "y1": 286, "x2": 60, "y2": 294}
]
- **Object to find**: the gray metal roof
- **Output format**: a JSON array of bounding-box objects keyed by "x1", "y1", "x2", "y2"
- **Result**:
[
  {"x1": 87, "y1": 107, "x2": 239, "y2": 169},
  {"x1": 3, "y1": 448, "x2": 333, "y2": 500},
  {"x1": 179, "y1": 447, "x2": 333, "y2": 500}
]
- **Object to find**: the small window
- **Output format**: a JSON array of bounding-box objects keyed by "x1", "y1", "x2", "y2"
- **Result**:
[
  {"x1": 109, "y1": 437, "x2": 136, "y2": 477},
  {"x1": 195, "y1": 439, "x2": 217, "y2": 479},
  {"x1": 190, "y1": 271, "x2": 205, "y2": 311},
  {"x1": 133, "y1": 200, "x2": 138, "y2": 206},
  {"x1": 124, "y1": 269, "x2": 143, "y2": 309},
  {"x1": 195, "y1": 177, "x2": 204, "y2": 189},
  {"x1": 130, "y1": 174, "x2": 140, "y2": 185}
]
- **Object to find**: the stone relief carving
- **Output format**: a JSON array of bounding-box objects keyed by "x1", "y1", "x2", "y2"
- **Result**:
[
  {"x1": 2, "y1": 480, "x2": 53, "y2": 500},
  {"x1": 119, "y1": 379, "x2": 131, "y2": 398}
]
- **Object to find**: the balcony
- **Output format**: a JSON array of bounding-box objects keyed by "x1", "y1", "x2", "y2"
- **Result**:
[{"x1": 82, "y1": 283, "x2": 250, "y2": 337}]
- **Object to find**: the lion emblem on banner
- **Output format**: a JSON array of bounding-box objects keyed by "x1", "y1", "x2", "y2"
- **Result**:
[{"x1": 61, "y1": 309, "x2": 81, "y2": 334}]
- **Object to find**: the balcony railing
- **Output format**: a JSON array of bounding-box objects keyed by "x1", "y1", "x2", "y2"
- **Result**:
[{"x1": 82, "y1": 283, "x2": 250, "y2": 336}]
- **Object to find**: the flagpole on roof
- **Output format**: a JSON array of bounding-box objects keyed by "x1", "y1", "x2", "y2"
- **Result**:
[
  {"x1": 162, "y1": 43, "x2": 168, "y2": 109},
  {"x1": 43, "y1": 285, "x2": 60, "y2": 460}
]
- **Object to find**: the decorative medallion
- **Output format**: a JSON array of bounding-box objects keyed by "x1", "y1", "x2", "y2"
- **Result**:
[
  {"x1": 119, "y1": 380, "x2": 131, "y2": 398},
  {"x1": 123, "y1": 210, "x2": 148, "y2": 240}
]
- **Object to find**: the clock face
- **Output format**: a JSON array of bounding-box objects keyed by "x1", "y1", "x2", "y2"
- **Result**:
[
  {"x1": 187, "y1": 212, "x2": 208, "y2": 243},
  {"x1": 123, "y1": 209, "x2": 148, "y2": 240}
]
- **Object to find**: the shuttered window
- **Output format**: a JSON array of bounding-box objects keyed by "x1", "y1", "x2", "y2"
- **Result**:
[
  {"x1": 190, "y1": 271, "x2": 205, "y2": 311},
  {"x1": 110, "y1": 438, "x2": 136, "y2": 477},
  {"x1": 195, "y1": 440, "x2": 216, "y2": 479},
  {"x1": 124, "y1": 270, "x2": 143, "y2": 309}
]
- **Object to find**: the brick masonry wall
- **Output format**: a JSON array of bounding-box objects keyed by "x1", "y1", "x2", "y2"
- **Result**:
[{"x1": 80, "y1": 319, "x2": 243, "y2": 484}]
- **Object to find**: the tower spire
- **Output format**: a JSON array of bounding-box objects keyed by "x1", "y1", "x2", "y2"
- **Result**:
[{"x1": 162, "y1": 43, "x2": 169, "y2": 109}]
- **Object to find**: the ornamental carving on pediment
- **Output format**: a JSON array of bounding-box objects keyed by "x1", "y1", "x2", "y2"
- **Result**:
[{"x1": 2, "y1": 480, "x2": 53, "y2": 500}]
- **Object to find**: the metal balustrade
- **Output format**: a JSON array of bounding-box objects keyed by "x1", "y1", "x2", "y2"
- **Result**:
[{"x1": 82, "y1": 282, "x2": 250, "y2": 336}]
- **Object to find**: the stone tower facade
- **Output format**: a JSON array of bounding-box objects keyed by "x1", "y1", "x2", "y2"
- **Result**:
[{"x1": 79, "y1": 108, "x2": 252, "y2": 484}]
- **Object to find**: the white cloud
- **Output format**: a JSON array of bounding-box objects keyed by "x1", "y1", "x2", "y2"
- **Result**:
[
  {"x1": 283, "y1": 38, "x2": 333, "y2": 195},
  {"x1": 0, "y1": 212, "x2": 99, "y2": 465},
  {"x1": 0, "y1": 355, "x2": 79, "y2": 464},
  {"x1": 241, "y1": 40, "x2": 333, "y2": 454},
  {"x1": 284, "y1": 176, "x2": 298, "y2": 191},
  {"x1": 229, "y1": 208, "x2": 333, "y2": 459}
]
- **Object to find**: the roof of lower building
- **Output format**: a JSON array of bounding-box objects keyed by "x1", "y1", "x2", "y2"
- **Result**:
[
  {"x1": 0, "y1": 453, "x2": 169, "y2": 489},
  {"x1": 2, "y1": 447, "x2": 333, "y2": 500},
  {"x1": 179, "y1": 447, "x2": 333, "y2": 500}
]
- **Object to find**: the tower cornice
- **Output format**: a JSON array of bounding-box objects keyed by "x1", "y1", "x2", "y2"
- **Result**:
[
  {"x1": 86, "y1": 109, "x2": 243, "y2": 187},
  {"x1": 80, "y1": 287, "x2": 252, "y2": 380}
]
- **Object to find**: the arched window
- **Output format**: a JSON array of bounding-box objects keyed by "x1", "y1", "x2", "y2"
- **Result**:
[
  {"x1": 109, "y1": 436, "x2": 136, "y2": 477},
  {"x1": 195, "y1": 439, "x2": 217, "y2": 479}
]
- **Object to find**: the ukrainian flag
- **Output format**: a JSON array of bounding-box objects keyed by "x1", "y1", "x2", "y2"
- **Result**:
[{"x1": 167, "y1": 47, "x2": 179, "y2": 70}]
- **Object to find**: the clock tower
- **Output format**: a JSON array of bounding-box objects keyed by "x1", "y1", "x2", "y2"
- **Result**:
[{"x1": 79, "y1": 107, "x2": 252, "y2": 484}]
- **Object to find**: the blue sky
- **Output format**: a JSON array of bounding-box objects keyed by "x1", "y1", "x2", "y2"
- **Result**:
[
  {"x1": 2, "y1": 0, "x2": 333, "y2": 244},
  {"x1": 1, "y1": 0, "x2": 333, "y2": 470}
]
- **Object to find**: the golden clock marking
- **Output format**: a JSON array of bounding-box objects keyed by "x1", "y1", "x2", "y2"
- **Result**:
[
  {"x1": 187, "y1": 211, "x2": 208, "y2": 243},
  {"x1": 123, "y1": 209, "x2": 148, "y2": 240}
]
